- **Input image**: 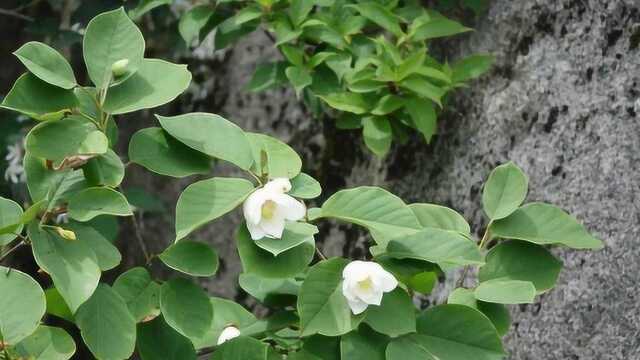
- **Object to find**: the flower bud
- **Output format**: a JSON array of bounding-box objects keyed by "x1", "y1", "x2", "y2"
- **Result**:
[
  {"x1": 54, "y1": 227, "x2": 77, "y2": 241},
  {"x1": 217, "y1": 325, "x2": 241, "y2": 345},
  {"x1": 111, "y1": 59, "x2": 130, "y2": 77}
]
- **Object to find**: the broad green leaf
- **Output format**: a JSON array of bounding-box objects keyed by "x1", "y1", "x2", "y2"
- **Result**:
[
  {"x1": 247, "y1": 133, "x2": 302, "y2": 179},
  {"x1": 408, "y1": 271, "x2": 438, "y2": 294},
  {"x1": 75, "y1": 284, "x2": 136, "y2": 360},
  {"x1": 415, "y1": 304, "x2": 505, "y2": 360},
  {"x1": 362, "y1": 117, "x2": 392, "y2": 157},
  {"x1": 289, "y1": 0, "x2": 314, "y2": 26},
  {"x1": 81, "y1": 149, "x2": 124, "y2": 188},
  {"x1": 385, "y1": 334, "x2": 438, "y2": 360},
  {"x1": 1, "y1": 73, "x2": 77, "y2": 120},
  {"x1": 409, "y1": 203, "x2": 470, "y2": 234},
  {"x1": 451, "y1": 55, "x2": 494, "y2": 83},
  {"x1": 479, "y1": 240, "x2": 562, "y2": 293},
  {"x1": 66, "y1": 221, "x2": 121, "y2": 271},
  {"x1": 350, "y1": 2, "x2": 403, "y2": 37},
  {"x1": 412, "y1": 17, "x2": 471, "y2": 41},
  {"x1": 83, "y1": 7, "x2": 145, "y2": 88},
  {"x1": 0, "y1": 267, "x2": 45, "y2": 345},
  {"x1": 298, "y1": 258, "x2": 364, "y2": 337},
  {"x1": 371, "y1": 94, "x2": 404, "y2": 115},
  {"x1": 237, "y1": 224, "x2": 315, "y2": 278},
  {"x1": 160, "y1": 278, "x2": 213, "y2": 340},
  {"x1": 318, "y1": 93, "x2": 369, "y2": 114},
  {"x1": 406, "y1": 97, "x2": 437, "y2": 142},
  {"x1": 103, "y1": 59, "x2": 192, "y2": 114},
  {"x1": 255, "y1": 222, "x2": 318, "y2": 256},
  {"x1": 158, "y1": 113, "x2": 254, "y2": 170},
  {"x1": 25, "y1": 116, "x2": 107, "y2": 163},
  {"x1": 137, "y1": 316, "x2": 196, "y2": 360},
  {"x1": 13, "y1": 325, "x2": 75, "y2": 360},
  {"x1": 44, "y1": 170, "x2": 89, "y2": 211},
  {"x1": 211, "y1": 336, "x2": 269, "y2": 360},
  {"x1": 13, "y1": 41, "x2": 76, "y2": 89},
  {"x1": 28, "y1": 223, "x2": 100, "y2": 313},
  {"x1": 113, "y1": 267, "x2": 160, "y2": 322},
  {"x1": 316, "y1": 187, "x2": 421, "y2": 246},
  {"x1": 0, "y1": 197, "x2": 23, "y2": 246},
  {"x1": 340, "y1": 325, "x2": 388, "y2": 360},
  {"x1": 124, "y1": 187, "x2": 166, "y2": 213},
  {"x1": 160, "y1": 240, "x2": 219, "y2": 277},
  {"x1": 400, "y1": 75, "x2": 445, "y2": 106},
  {"x1": 386, "y1": 228, "x2": 483, "y2": 266},
  {"x1": 179, "y1": 5, "x2": 215, "y2": 45},
  {"x1": 447, "y1": 288, "x2": 511, "y2": 336},
  {"x1": 474, "y1": 279, "x2": 536, "y2": 304},
  {"x1": 73, "y1": 87, "x2": 99, "y2": 119},
  {"x1": 482, "y1": 162, "x2": 528, "y2": 220},
  {"x1": 286, "y1": 66, "x2": 313, "y2": 97},
  {"x1": 175, "y1": 177, "x2": 254, "y2": 240},
  {"x1": 44, "y1": 288, "x2": 73, "y2": 322},
  {"x1": 67, "y1": 187, "x2": 132, "y2": 221},
  {"x1": 289, "y1": 173, "x2": 322, "y2": 199},
  {"x1": 296, "y1": 335, "x2": 340, "y2": 360},
  {"x1": 129, "y1": 0, "x2": 173, "y2": 20},
  {"x1": 364, "y1": 288, "x2": 416, "y2": 337},
  {"x1": 274, "y1": 16, "x2": 303, "y2": 45},
  {"x1": 215, "y1": 14, "x2": 259, "y2": 49},
  {"x1": 325, "y1": 53, "x2": 352, "y2": 82},
  {"x1": 239, "y1": 273, "x2": 301, "y2": 306},
  {"x1": 490, "y1": 202, "x2": 604, "y2": 249},
  {"x1": 247, "y1": 62, "x2": 288, "y2": 92},
  {"x1": 192, "y1": 297, "x2": 257, "y2": 349}
]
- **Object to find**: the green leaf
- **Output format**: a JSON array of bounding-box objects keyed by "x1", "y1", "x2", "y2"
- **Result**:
[
  {"x1": 129, "y1": 0, "x2": 173, "y2": 20},
  {"x1": 451, "y1": 55, "x2": 494, "y2": 83},
  {"x1": 350, "y1": 2, "x2": 403, "y2": 37},
  {"x1": 137, "y1": 316, "x2": 196, "y2": 360},
  {"x1": 316, "y1": 187, "x2": 421, "y2": 247},
  {"x1": 247, "y1": 62, "x2": 288, "y2": 92},
  {"x1": 364, "y1": 288, "x2": 416, "y2": 337},
  {"x1": 318, "y1": 93, "x2": 370, "y2": 114},
  {"x1": 211, "y1": 336, "x2": 269, "y2": 360},
  {"x1": 83, "y1": 7, "x2": 145, "y2": 88},
  {"x1": 158, "y1": 113, "x2": 254, "y2": 171},
  {"x1": 25, "y1": 116, "x2": 107, "y2": 163},
  {"x1": 298, "y1": 258, "x2": 364, "y2": 337},
  {"x1": 400, "y1": 75, "x2": 445, "y2": 106},
  {"x1": 385, "y1": 334, "x2": 438, "y2": 360},
  {"x1": 237, "y1": 224, "x2": 315, "y2": 278},
  {"x1": 255, "y1": 222, "x2": 318, "y2": 256},
  {"x1": 362, "y1": 117, "x2": 392, "y2": 157},
  {"x1": 124, "y1": 188, "x2": 166, "y2": 213},
  {"x1": 175, "y1": 177, "x2": 254, "y2": 241},
  {"x1": 406, "y1": 97, "x2": 437, "y2": 142},
  {"x1": 44, "y1": 288, "x2": 74, "y2": 322},
  {"x1": 386, "y1": 228, "x2": 483, "y2": 267},
  {"x1": 179, "y1": 5, "x2": 215, "y2": 45},
  {"x1": 447, "y1": 288, "x2": 511, "y2": 336},
  {"x1": 289, "y1": 0, "x2": 314, "y2": 26},
  {"x1": 325, "y1": 53, "x2": 352, "y2": 82},
  {"x1": 415, "y1": 304, "x2": 505, "y2": 360},
  {"x1": 0, "y1": 197, "x2": 23, "y2": 246},
  {"x1": 13, "y1": 325, "x2": 76, "y2": 360},
  {"x1": 81, "y1": 149, "x2": 125, "y2": 187},
  {"x1": 490, "y1": 202, "x2": 604, "y2": 249},
  {"x1": 66, "y1": 221, "x2": 121, "y2": 271},
  {"x1": 191, "y1": 297, "x2": 257, "y2": 349},
  {"x1": 160, "y1": 278, "x2": 214, "y2": 340},
  {"x1": 103, "y1": 59, "x2": 192, "y2": 114},
  {"x1": 1, "y1": 73, "x2": 78, "y2": 120},
  {"x1": 128, "y1": 127, "x2": 210, "y2": 178},
  {"x1": 474, "y1": 279, "x2": 537, "y2": 304},
  {"x1": 371, "y1": 94, "x2": 404, "y2": 115},
  {"x1": 289, "y1": 173, "x2": 321, "y2": 199},
  {"x1": 340, "y1": 325, "x2": 388, "y2": 360},
  {"x1": 239, "y1": 273, "x2": 301, "y2": 306},
  {"x1": 13, "y1": 41, "x2": 76, "y2": 89},
  {"x1": 113, "y1": 267, "x2": 160, "y2": 322},
  {"x1": 75, "y1": 284, "x2": 137, "y2": 360},
  {"x1": 411, "y1": 17, "x2": 472, "y2": 41},
  {"x1": 408, "y1": 271, "x2": 438, "y2": 294},
  {"x1": 479, "y1": 240, "x2": 562, "y2": 293},
  {"x1": 28, "y1": 223, "x2": 101, "y2": 313},
  {"x1": 215, "y1": 15, "x2": 259, "y2": 49},
  {"x1": 0, "y1": 267, "x2": 45, "y2": 345},
  {"x1": 286, "y1": 66, "x2": 313, "y2": 97},
  {"x1": 67, "y1": 187, "x2": 132, "y2": 222},
  {"x1": 247, "y1": 133, "x2": 302, "y2": 179},
  {"x1": 482, "y1": 162, "x2": 528, "y2": 220},
  {"x1": 409, "y1": 203, "x2": 470, "y2": 234},
  {"x1": 160, "y1": 240, "x2": 219, "y2": 277}
]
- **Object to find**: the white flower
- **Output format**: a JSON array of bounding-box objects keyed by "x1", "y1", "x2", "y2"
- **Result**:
[
  {"x1": 342, "y1": 260, "x2": 398, "y2": 315},
  {"x1": 243, "y1": 178, "x2": 306, "y2": 240},
  {"x1": 217, "y1": 325, "x2": 241, "y2": 345},
  {"x1": 4, "y1": 141, "x2": 26, "y2": 184}
]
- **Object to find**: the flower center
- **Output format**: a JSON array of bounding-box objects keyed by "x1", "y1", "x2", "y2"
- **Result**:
[
  {"x1": 357, "y1": 277, "x2": 373, "y2": 292},
  {"x1": 261, "y1": 200, "x2": 277, "y2": 220}
]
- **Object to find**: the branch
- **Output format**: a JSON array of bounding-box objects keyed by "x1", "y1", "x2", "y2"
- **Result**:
[
  {"x1": 0, "y1": 241, "x2": 26, "y2": 263},
  {"x1": 0, "y1": 8, "x2": 34, "y2": 22}
]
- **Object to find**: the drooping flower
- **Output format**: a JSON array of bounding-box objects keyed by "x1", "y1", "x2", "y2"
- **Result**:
[
  {"x1": 217, "y1": 325, "x2": 241, "y2": 345},
  {"x1": 242, "y1": 178, "x2": 306, "y2": 240},
  {"x1": 342, "y1": 260, "x2": 398, "y2": 315}
]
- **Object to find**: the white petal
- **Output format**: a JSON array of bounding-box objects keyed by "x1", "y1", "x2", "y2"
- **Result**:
[
  {"x1": 264, "y1": 178, "x2": 292, "y2": 193},
  {"x1": 355, "y1": 287, "x2": 384, "y2": 306},
  {"x1": 342, "y1": 261, "x2": 370, "y2": 281},
  {"x1": 272, "y1": 193, "x2": 306, "y2": 221},
  {"x1": 246, "y1": 222, "x2": 266, "y2": 241},
  {"x1": 374, "y1": 268, "x2": 398, "y2": 293},
  {"x1": 347, "y1": 298, "x2": 369, "y2": 315},
  {"x1": 243, "y1": 189, "x2": 268, "y2": 225},
  {"x1": 217, "y1": 326, "x2": 241, "y2": 345},
  {"x1": 342, "y1": 279, "x2": 358, "y2": 302},
  {"x1": 259, "y1": 214, "x2": 286, "y2": 239}
]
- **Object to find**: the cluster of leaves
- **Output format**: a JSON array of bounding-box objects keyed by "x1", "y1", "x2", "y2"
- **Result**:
[
  {"x1": 173, "y1": 0, "x2": 494, "y2": 156},
  {"x1": 0, "y1": 6, "x2": 602, "y2": 360}
]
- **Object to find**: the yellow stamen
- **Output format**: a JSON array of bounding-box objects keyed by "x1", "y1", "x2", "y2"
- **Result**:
[
  {"x1": 261, "y1": 200, "x2": 277, "y2": 220},
  {"x1": 357, "y1": 277, "x2": 373, "y2": 292}
]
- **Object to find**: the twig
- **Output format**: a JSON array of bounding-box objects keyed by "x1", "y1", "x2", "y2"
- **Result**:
[
  {"x1": 315, "y1": 246, "x2": 327, "y2": 261},
  {"x1": 0, "y1": 8, "x2": 34, "y2": 22},
  {"x1": 130, "y1": 213, "x2": 151, "y2": 263},
  {"x1": 0, "y1": 241, "x2": 26, "y2": 263},
  {"x1": 262, "y1": 29, "x2": 276, "y2": 44},
  {"x1": 456, "y1": 222, "x2": 492, "y2": 288}
]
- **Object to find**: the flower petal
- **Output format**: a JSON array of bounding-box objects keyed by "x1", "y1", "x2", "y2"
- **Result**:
[
  {"x1": 273, "y1": 193, "x2": 306, "y2": 221},
  {"x1": 347, "y1": 298, "x2": 369, "y2": 315},
  {"x1": 375, "y1": 268, "x2": 398, "y2": 293},
  {"x1": 342, "y1": 260, "x2": 371, "y2": 281},
  {"x1": 264, "y1": 178, "x2": 292, "y2": 193},
  {"x1": 246, "y1": 221, "x2": 266, "y2": 240},
  {"x1": 259, "y1": 214, "x2": 286, "y2": 239},
  {"x1": 243, "y1": 189, "x2": 268, "y2": 225},
  {"x1": 217, "y1": 326, "x2": 241, "y2": 345}
]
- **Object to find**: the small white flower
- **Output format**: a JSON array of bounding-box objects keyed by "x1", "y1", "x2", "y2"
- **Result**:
[
  {"x1": 242, "y1": 178, "x2": 306, "y2": 240},
  {"x1": 217, "y1": 325, "x2": 241, "y2": 345},
  {"x1": 342, "y1": 260, "x2": 398, "y2": 315},
  {"x1": 4, "y1": 141, "x2": 26, "y2": 184}
]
